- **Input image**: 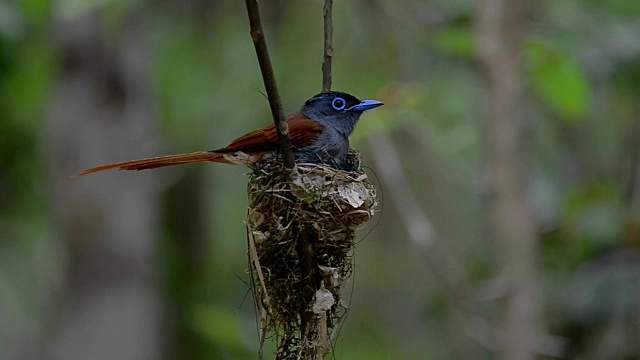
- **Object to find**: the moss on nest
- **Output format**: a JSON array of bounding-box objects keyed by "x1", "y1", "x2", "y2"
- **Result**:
[{"x1": 246, "y1": 150, "x2": 378, "y2": 359}]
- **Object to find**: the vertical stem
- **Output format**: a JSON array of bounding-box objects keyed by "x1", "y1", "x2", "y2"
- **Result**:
[
  {"x1": 46, "y1": 11, "x2": 163, "y2": 359},
  {"x1": 322, "y1": 0, "x2": 334, "y2": 92},
  {"x1": 245, "y1": 3, "x2": 323, "y2": 358},
  {"x1": 476, "y1": 1, "x2": 541, "y2": 359},
  {"x1": 297, "y1": 228, "x2": 317, "y2": 351},
  {"x1": 244, "y1": 0, "x2": 295, "y2": 169}
]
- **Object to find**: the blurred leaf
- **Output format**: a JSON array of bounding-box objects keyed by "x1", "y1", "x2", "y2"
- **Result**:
[
  {"x1": 352, "y1": 83, "x2": 427, "y2": 141},
  {"x1": 2, "y1": 40, "x2": 54, "y2": 130},
  {"x1": 612, "y1": 57, "x2": 640, "y2": 94},
  {"x1": 21, "y1": 0, "x2": 51, "y2": 25},
  {"x1": 564, "y1": 185, "x2": 623, "y2": 256},
  {"x1": 525, "y1": 41, "x2": 591, "y2": 121},
  {"x1": 56, "y1": 0, "x2": 137, "y2": 17},
  {"x1": 188, "y1": 303, "x2": 251, "y2": 355},
  {"x1": 433, "y1": 26, "x2": 474, "y2": 59},
  {"x1": 582, "y1": 0, "x2": 640, "y2": 16},
  {"x1": 0, "y1": 27, "x2": 53, "y2": 218},
  {"x1": 342, "y1": 345, "x2": 396, "y2": 360}
]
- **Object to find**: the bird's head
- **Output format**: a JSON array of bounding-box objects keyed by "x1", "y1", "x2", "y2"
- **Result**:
[{"x1": 300, "y1": 91, "x2": 383, "y2": 136}]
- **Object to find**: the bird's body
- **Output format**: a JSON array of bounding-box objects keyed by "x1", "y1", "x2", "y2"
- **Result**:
[{"x1": 74, "y1": 91, "x2": 382, "y2": 177}]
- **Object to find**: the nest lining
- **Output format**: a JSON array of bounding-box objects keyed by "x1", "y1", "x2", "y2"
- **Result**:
[{"x1": 246, "y1": 150, "x2": 377, "y2": 359}]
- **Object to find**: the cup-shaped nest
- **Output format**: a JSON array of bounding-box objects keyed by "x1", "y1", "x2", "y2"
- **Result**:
[{"x1": 246, "y1": 150, "x2": 377, "y2": 359}]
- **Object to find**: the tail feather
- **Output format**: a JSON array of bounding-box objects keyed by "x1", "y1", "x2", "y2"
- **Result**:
[{"x1": 72, "y1": 151, "x2": 226, "y2": 177}]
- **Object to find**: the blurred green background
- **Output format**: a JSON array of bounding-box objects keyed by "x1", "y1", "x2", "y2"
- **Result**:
[{"x1": 1, "y1": 0, "x2": 640, "y2": 359}]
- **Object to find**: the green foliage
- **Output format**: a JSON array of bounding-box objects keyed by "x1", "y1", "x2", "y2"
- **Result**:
[
  {"x1": 433, "y1": 26, "x2": 474, "y2": 59},
  {"x1": 188, "y1": 303, "x2": 254, "y2": 357},
  {"x1": 0, "y1": 3, "x2": 54, "y2": 218},
  {"x1": 564, "y1": 185, "x2": 624, "y2": 258},
  {"x1": 56, "y1": 0, "x2": 138, "y2": 17},
  {"x1": 0, "y1": 5, "x2": 57, "y2": 356},
  {"x1": 526, "y1": 40, "x2": 592, "y2": 121},
  {"x1": 20, "y1": 0, "x2": 51, "y2": 24},
  {"x1": 341, "y1": 346, "x2": 397, "y2": 360},
  {"x1": 582, "y1": 0, "x2": 640, "y2": 16}
]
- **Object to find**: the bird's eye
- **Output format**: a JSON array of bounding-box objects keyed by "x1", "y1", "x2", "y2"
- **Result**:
[{"x1": 331, "y1": 97, "x2": 346, "y2": 111}]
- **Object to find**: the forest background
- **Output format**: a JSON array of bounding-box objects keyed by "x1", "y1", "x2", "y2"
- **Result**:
[{"x1": 1, "y1": 0, "x2": 640, "y2": 359}]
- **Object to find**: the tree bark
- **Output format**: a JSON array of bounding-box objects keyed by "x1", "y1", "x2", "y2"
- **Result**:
[
  {"x1": 44, "y1": 10, "x2": 164, "y2": 360},
  {"x1": 475, "y1": 1, "x2": 542, "y2": 359}
]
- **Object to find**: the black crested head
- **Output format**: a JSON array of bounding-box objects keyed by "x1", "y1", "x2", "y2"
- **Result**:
[
  {"x1": 295, "y1": 91, "x2": 383, "y2": 168},
  {"x1": 304, "y1": 91, "x2": 363, "y2": 110},
  {"x1": 300, "y1": 91, "x2": 383, "y2": 137},
  {"x1": 300, "y1": 91, "x2": 384, "y2": 135}
]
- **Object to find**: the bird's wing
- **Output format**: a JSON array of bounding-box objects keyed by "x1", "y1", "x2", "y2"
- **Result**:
[
  {"x1": 72, "y1": 114, "x2": 324, "y2": 177},
  {"x1": 218, "y1": 114, "x2": 324, "y2": 153}
]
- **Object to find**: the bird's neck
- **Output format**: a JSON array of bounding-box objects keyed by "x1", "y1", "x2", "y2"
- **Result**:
[
  {"x1": 337, "y1": 114, "x2": 360, "y2": 137},
  {"x1": 302, "y1": 111, "x2": 360, "y2": 138}
]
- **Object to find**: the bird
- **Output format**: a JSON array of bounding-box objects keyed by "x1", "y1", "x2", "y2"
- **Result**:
[{"x1": 73, "y1": 91, "x2": 383, "y2": 177}]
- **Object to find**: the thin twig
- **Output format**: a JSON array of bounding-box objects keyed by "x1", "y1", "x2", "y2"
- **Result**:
[
  {"x1": 244, "y1": 0, "x2": 295, "y2": 169},
  {"x1": 247, "y1": 227, "x2": 267, "y2": 360},
  {"x1": 248, "y1": 220, "x2": 271, "y2": 307},
  {"x1": 322, "y1": 0, "x2": 333, "y2": 92},
  {"x1": 367, "y1": 133, "x2": 470, "y2": 287}
]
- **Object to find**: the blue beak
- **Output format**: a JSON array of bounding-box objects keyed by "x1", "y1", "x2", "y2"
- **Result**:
[{"x1": 349, "y1": 99, "x2": 384, "y2": 112}]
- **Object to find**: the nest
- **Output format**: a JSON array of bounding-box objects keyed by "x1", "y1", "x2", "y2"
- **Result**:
[{"x1": 246, "y1": 150, "x2": 378, "y2": 359}]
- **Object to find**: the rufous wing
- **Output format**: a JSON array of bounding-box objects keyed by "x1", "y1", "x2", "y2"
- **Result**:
[
  {"x1": 73, "y1": 114, "x2": 324, "y2": 177},
  {"x1": 218, "y1": 114, "x2": 324, "y2": 153}
]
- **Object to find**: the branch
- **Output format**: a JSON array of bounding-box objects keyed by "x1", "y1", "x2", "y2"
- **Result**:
[
  {"x1": 244, "y1": 0, "x2": 295, "y2": 169},
  {"x1": 476, "y1": 0, "x2": 542, "y2": 358},
  {"x1": 367, "y1": 133, "x2": 469, "y2": 288},
  {"x1": 321, "y1": 0, "x2": 333, "y2": 92}
]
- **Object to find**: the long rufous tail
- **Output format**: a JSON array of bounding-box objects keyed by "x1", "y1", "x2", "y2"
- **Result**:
[{"x1": 72, "y1": 151, "x2": 227, "y2": 177}]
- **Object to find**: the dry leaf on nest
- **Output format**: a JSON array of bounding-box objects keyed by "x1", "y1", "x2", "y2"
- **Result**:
[{"x1": 313, "y1": 288, "x2": 336, "y2": 314}]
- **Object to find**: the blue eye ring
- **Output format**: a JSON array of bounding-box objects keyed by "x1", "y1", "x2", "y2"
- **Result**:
[{"x1": 332, "y1": 97, "x2": 346, "y2": 111}]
